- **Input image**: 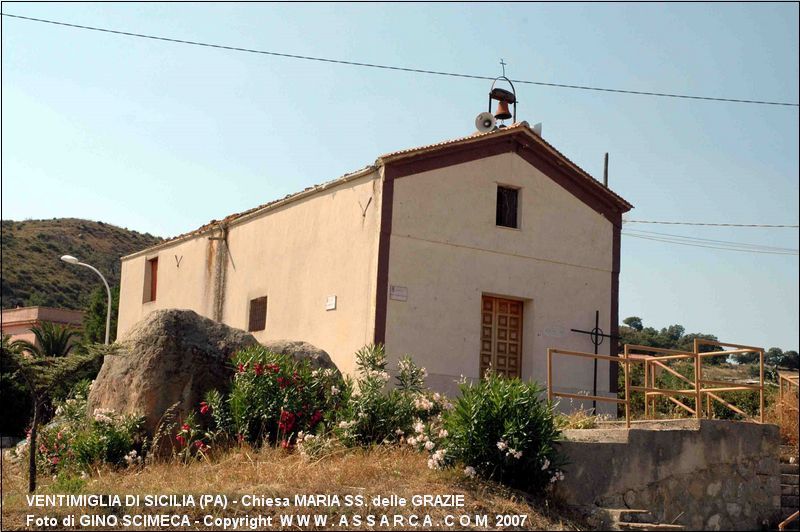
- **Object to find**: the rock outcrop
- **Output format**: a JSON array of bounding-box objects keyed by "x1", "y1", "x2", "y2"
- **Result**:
[
  {"x1": 261, "y1": 339, "x2": 338, "y2": 372},
  {"x1": 87, "y1": 309, "x2": 257, "y2": 434}
]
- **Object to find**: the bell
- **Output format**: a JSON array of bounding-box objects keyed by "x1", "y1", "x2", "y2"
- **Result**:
[{"x1": 494, "y1": 101, "x2": 512, "y2": 121}]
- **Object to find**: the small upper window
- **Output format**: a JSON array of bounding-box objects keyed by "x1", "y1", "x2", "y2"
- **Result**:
[
  {"x1": 248, "y1": 296, "x2": 268, "y2": 332},
  {"x1": 144, "y1": 257, "x2": 158, "y2": 302},
  {"x1": 496, "y1": 186, "x2": 519, "y2": 228}
]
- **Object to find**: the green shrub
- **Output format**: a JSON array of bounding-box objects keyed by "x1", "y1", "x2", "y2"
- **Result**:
[
  {"x1": 200, "y1": 346, "x2": 346, "y2": 448},
  {"x1": 333, "y1": 345, "x2": 450, "y2": 447},
  {"x1": 20, "y1": 380, "x2": 144, "y2": 475},
  {"x1": 442, "y1": 373, "x2": 563, "y2": 493}
]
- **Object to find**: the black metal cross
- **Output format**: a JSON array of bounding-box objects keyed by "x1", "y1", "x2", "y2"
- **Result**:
[
  {"x1": 499, "y1": 58, "x2": 507, "y2": 76},
  {"x1": 571, "y1": 310, "x2": 620, "y2": 412}
]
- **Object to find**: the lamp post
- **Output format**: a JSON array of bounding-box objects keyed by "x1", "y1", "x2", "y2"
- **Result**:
[{"x1": 61, "y1": 255, "x2": 111, "y2": 344}]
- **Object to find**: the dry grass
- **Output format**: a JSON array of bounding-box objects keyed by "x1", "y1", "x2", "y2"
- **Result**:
[
  {"x1": 1, "y1": 446, "x2": 585, "y2": 530},
  {"x1": 766, "y1": 388, "x2": 799, "y2": 457}
]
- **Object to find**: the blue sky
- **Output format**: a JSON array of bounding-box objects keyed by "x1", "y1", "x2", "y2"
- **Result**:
[{"x1": 2, "y1": 3, "x2": 798, "y2": 350}]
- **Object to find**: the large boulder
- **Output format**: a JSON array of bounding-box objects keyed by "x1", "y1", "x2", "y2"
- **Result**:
[
  {"x1": 261, "y1": 340, "x2": 338, "y2": 372},
  {"x1": 87, "y1": 309, "x2": 257, "y2": 435}
]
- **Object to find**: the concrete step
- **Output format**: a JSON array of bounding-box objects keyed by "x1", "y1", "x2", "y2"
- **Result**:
[
  {"x1": 784, "y1": 474, "x2": 800, "y2": 486},
  {"x1": 600, "y1": 508, "x2": 657, "y2": 524},
  {"x1": 783, "y1": 463, "x2": 800, "y2": 475},
  {"x1": 617, "y1": 523, "x2": 685, "y2": 531},
  {"x1": 783, "y1": 484, "x2": 800, "y2": 496},
  {"x1": 783, "y1": 494, "x2": 799, "y2": 508}
]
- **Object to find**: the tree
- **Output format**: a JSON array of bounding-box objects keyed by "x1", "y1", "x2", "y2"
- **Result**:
[
  {"x1": 82, "y1": 285, "x2": 120, "y2": 344},
  {"x1": 16, "y1": 322, "x2": 80, "y2": 358},
  {"x1": 779, "y1": 350, "x2": 799, "y2": 370},
  {"x1": 9, "y1": 345, "x2": 109, "y2": 492},
  {"x1": 731, "y1": 350, "x2": 759, "y2": 364},
  {"x1": 0, "y1": 336, "x2": 34, "y2": 436},
  {"x1": 623, "y1": 316, "x2": 643, "y2": 331},
  {"x1": 765, "y1": 347, "x2": 784, "y2": 367}
]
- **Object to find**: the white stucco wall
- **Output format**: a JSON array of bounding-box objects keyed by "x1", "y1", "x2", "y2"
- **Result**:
[
  {"x1": 384, "y1": 152, "x2": 617, "y2": 408},
  {"x1": 118, "y1": 170, "x2": 382, "y2": 376}
]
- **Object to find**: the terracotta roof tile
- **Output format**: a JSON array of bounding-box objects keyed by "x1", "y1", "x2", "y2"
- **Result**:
[{"x1": 124, "y1": 123, "x2": 631, "y2": 259}]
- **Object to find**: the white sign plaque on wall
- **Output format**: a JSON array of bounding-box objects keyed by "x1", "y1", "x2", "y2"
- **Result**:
[
  {"x1": 389, "y1": 285, "x2": 408, "y2": 302},
  {"x1": 325, "y1": 295, "x2": 337, "y2": 310}
]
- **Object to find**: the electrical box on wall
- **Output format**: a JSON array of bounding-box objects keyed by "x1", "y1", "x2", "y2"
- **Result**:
[{"x1": 326, "y1": 295, "x2": 337, "y2": 311}]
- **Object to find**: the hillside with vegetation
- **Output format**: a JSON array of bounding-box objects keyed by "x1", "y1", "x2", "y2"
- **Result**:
[{"x1": 1, "y1": 218, "x2": 161, "y2": 310}]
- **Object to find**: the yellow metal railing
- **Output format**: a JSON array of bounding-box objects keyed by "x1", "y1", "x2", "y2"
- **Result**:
[
  {"x1": 779, "y1": 511, "x2": 799, "y2": 531},
  {"x1": 547, "y1": 347, "x2": 631, "y2": 428},
  {"x1": 547, "y1": 339, "x2": 766, "y2": 426}
]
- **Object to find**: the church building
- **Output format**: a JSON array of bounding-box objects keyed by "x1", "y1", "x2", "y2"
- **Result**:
[{"x1": 117, "y1": 121, "x2": 633, "y2": 405}]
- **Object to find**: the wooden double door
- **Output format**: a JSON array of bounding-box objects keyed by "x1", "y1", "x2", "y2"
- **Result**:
[{"x1": 480, "y1": 295, "x2": 523, "y2": 378}]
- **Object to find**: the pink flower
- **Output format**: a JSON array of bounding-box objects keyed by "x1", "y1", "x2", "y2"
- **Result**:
[
  {"x1": 199, "y1": 402, "x2": 210, "y2": 415},
  {"x1": 253, "y1": 363, "x2": 264, "y2": 376},
  {"x1": 175, "y1": 435, "x2": 186, "y2": 446},
  {"x1": 181, "y1": 423, "x2": 190, "y2": 432},
  {"x1": 50, "y1": 456, "x2": 60, "y2": 465}
]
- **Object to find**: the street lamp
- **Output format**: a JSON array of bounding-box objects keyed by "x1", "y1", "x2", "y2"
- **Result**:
[{"x1": 61, "y1": 255, "x2": 111, "y2": 345}]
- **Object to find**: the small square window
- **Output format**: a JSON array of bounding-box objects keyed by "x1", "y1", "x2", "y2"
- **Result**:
[
  {"x1": 248, "y1": 296, "x2": 267, "y2": 332},
  {"x1": 496, "y1": 186, "x2": 519, "y2": 228}
]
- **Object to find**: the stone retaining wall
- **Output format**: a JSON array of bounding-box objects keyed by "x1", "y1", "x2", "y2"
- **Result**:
[{"x1": 554, "y1": 419, "x2": 781, "y2": 531}]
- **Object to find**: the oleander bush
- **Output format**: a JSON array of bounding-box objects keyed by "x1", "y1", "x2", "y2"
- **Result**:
[
  {"x1": 441, "y1": 372, "x2": 564, "y2": 493},
  {"x1": 196, "y1": 346, "x2": 347, "y2": 449},
  {"x1": 12, "y1": 380, "x2": 145, "y2": 475},
  {"x1": 333, "y1": 345, "x2": 451, "y2": 448}
]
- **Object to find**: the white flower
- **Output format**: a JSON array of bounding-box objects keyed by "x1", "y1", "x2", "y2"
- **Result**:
[
  {"x1": 407, "y1": 436, "x2": 417, "y2": 446},
  {"x1": 414, "y1": 421, "x2": 425, "y2": 434},
  {"x1": 80, "y1": 471, "x2": 89, "y2": 480},
  {"x1": 433, "y1": 449, "x2": 446, "y2": 460},
  {"x1": 413, "y1": 396, "x2": 434, "y2": 411},
  {"x1": 512, "y1": 450, "x2": 523, "y2": 459},
  {"x1": 424, "y1": 440, "x2": 435, "y2": 451},
  {"x1": 549, "y1": 470, "x2": 565, "y2": 483},
  {"x1": 438, "y1": 429, "x2": 448, "y2": 438},
  {"x1": 427, "y1": 458, "x2": 437, "y2": 470},
  {"x1": 93, "y1": 408, "x2": 115, "y2": 424},
  {"x1": 463, "y1": 466, "x2": 476, "y2": 478},
  {"x1": 330, "y1": 385, "x2": 340, "y2": 396},
  {"x1": 496, "y1": 440, "x2": 508, "y2": 451},
  {"x1": 541, "y1": 458, "x2": 550, "y2": 470},
  {"x1": 395, "y1": 429, "x2": 404, "y2": 436}
]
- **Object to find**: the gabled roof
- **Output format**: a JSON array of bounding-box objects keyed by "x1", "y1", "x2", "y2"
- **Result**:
[
  {"x1": 123, "y1": 123, "x2": 632, "y2": 259},
  {"x1": 379, "y1": 121, "x2": 633, "y2": 213}
]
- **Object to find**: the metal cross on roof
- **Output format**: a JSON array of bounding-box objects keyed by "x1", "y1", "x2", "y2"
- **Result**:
[
  {"x1": 499, "y1": 58, "x2": 507, "y2": 77},
  {"x1": 571, "y1": 310, "x2": 621, "y2": 412}
]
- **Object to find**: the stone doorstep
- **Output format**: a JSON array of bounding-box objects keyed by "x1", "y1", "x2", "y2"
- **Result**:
[
  {"x1": 784, "y1": 474, "x2": 800, "y2": 486},
  {"x1": 617, "y1": 523, "x2": 685, "y2": 531},
  {"x1": 598, "y1": 508, "x2": 656, "y2": 524},
  {"x1": 783, "y1": 484, "x2": 800, "y2": 496},
  {"x1": 783, "y1": 463, "x2": 800, "y2": 475}
]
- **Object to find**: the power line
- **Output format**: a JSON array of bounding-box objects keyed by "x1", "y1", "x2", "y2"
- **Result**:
[
  {"x1": 624, "y1": 220, "x2": 800, "y2": 228},
  {"x1": 3, "y1": 12, "x2": 798, "y2": 108},
  {"x1": 622, "y1": 232, "x2": 799, "y2": 255},
  {"x1": 624, "y1": 228, "x2": 798, "y2": 252}
]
